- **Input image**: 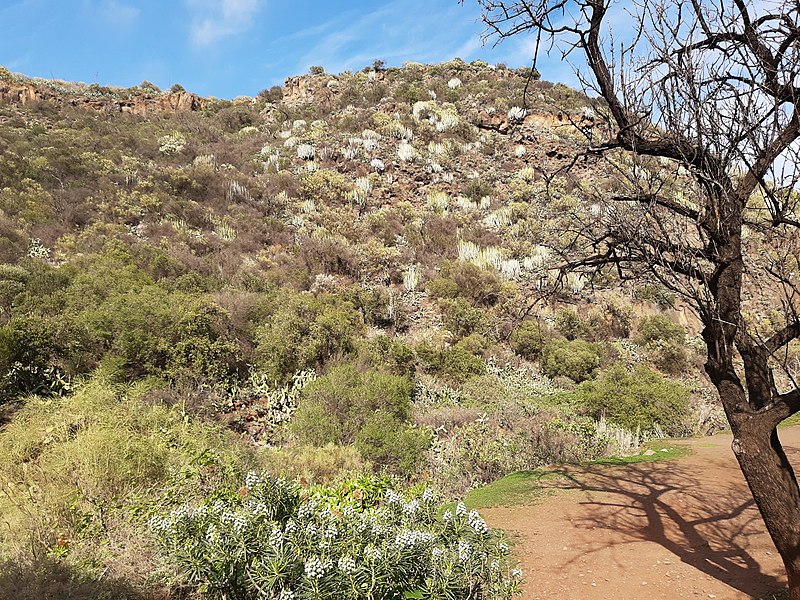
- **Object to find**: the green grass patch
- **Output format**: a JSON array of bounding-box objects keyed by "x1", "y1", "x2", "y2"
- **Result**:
[
  {"x1": 463, "y1": 469, "x2": 561, "y2": 509},
  {"x1": 465, "y1": 440, "x2": 691, "y2": 509},
  {"x1": 779, "y1": 413, "x2": 800, "y2": 428},
  {"x1": 588, "y1": 441, "x2": 690, "y2": 465}
]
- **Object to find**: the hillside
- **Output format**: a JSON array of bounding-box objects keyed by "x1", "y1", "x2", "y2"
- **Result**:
[{"x1": 0, "y1": 61, "x2": 724, "y2": 598}]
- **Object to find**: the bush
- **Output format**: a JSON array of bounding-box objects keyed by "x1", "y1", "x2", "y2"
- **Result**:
[
  {"x1": 0, "y1": 317, "x2": 63, "y2": 401},
  {"x1": 427, "y1": 411, "x2": 606, "y2": 495},
  {"x1": 363, "y1": 336, "x2": 416, "y2": 376},
  {"x1": 259, "y1": 443, "x2": 368, "y2": 482},
  {"x1": 416, "y1": 344, "x2": 486, "y2": 384},
  {"x1": 541, "y1": 339, "x2": 601, "y2": 382},
  {"x1": 150, "y1": 473, "x2": 521, "y2": 600},
  {"x1": 512, "y1": 320, "x2": 549, "y2": 359},
  {"x1": 439, "y1": 297, "x2": 485, "y2": 338},
  {"x1": 554, "y1": 308, "x2": 593, "y2": 340},
  {"x1": 75, "y1": 288, "x2": 241, "y2": 382},
  {"x1": 355, "y1": 413, "x2": 432, "y2": 474},
  {"x1": 254, "y1": 292, "x2": 363, "y2": 384},
  {"x1": 292, "y1": 365, "x2": 427, "y2": 473},
  {"x1": 636, "y1": 315, "x2": 685, "y2": 346},
  {"x1": 636, "y1": 315, "x2": 688, "y2": 374},
  {"x1": 426, "y1": 261, "x2": 502, "y2": 307},
  {"x1": 569, "y1": 363, "x2": 690, "y2": 434},
  {"x1": 647, "y1": 338, "x2": 690, "y2": 374},
  {"x1": 0, "y1": 378, "x2": 253, "y2": 585}
]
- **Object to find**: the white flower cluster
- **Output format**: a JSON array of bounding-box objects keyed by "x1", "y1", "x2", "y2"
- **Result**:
[
  {"x1": 385, "y1": 490, "x2": 404, "y2": 505},
  {"x1": 507, "y1": 106, "x2": 527, "y2": 123},
  {"x1": 268, "y1": 526, "x2": 283, "y2": 547},
  {"x1": 397, "y1": 141, "x2": 417, "y2": 162},
  {"x1": 158, "y1": 132, "x2": 186, "y2": 155},
  {"x1": 394, "y1": 529, "x2": 434, "y2": 548},
  {"x1": 402, "y1": 499, "x2": 420, "y2": 516},
  {"x1": 468, "y1": 510, "x2": 488, "y2": 534},
  {"x1": 28, "y1": 238, "x2": 50, "y2": 259},
  {"x1": 337, "y1": 555, "x2": 357, "y2": 575},
  {"x1": 148, "y1": 515, "x2": 173, "y2": 533},
  {"x1": 458, "y1": 540, "x2": 472, "y2": 563},
  {"x1": 251, "y1": 502, "x2": 270, "y2": 517},
  {"x1": 304, "y1": 556, "x2": 327, "y2": 579},
  {"x1": 150, "y1": 473, "x2": 522, "y2": 599},
  {"x1": 296, "y1": 143, "x2": 315, "y2": 160},
  {"x1": 220, "y1": 510, "x2": 247, "y2": 534},
  {"x1": 206, "y1": 524, "x2": 219, "y2": 543}
]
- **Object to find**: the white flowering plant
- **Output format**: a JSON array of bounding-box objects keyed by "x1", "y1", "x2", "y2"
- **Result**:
[{"x1": 150, "y1": 472, "x2": 521, "y2": 599}]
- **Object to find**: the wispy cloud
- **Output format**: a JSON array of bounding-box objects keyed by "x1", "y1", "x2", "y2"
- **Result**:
[
  {"x1": 97, "y1": 0, "x2": 139, "y2": 27},
  {"x1": 188, "y1": 0, "x2": 263, "y2": 46},
  {"x1": 278, "y1": 0, "x2": 490, "y2": 76}
]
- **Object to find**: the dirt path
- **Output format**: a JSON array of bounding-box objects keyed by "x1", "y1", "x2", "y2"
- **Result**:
[{"x1": 483, "y1": 428, "x2": 800, "y2": 600}]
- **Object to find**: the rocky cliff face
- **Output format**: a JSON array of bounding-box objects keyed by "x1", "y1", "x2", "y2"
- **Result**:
[{"x1": 0, "y1": 79, "x2": 206, "y2": 116}]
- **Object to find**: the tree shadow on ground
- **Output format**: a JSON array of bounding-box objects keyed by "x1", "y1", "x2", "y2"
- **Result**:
[
  {"x1": 0, "y1": 556, "x2": 169, "y2": 600},
  {"x1": 548, "y1": 451, "x2": 788, "y2": 597}
]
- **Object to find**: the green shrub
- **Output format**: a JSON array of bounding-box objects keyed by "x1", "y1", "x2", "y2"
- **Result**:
[
  {"x1": 0, "y1": 317, "x2": 65, "y2": 401},
  {"x1": 633, "y1": 284, "x2": 676, "y2": 308},
  {"x1": 439, "y1": 297, "x2": 485, "y2": 338},
  {"x1": 636, "y1": 315, "x2": 688, "y2": 374},
  {"x1": 416, "y1": 344, "x2": 486, "y2": 384},
  {"x1": 363, "y1": 336, "x2": 416, "y2": 376},
  {"x1": 425, "y1": 276, "x2": 459, "y2": 299},
  {"x1": 569, "y1": 363, "x2": 690, "y2": 434},
  {"x1": 554, "y1": 308, "x2": 593, "y2": 340},
  {"x1": 75, "y1": 289, "x2": 241, "y2": 382},
  {"x1": 426, "y1": 262, "x2": 502, "y2": 307},
  {"x1": 636, "y1": 315, "x2": 685, "y2": 346},
  {"x1": 150, "y1": 473, "x2": 521, "y2": 600},
  {"x1": 512, "y1": 320, "x2": 549, "y2": 359},
  {"x1": 292, "y1": 365, "x2": 425, "y2": 473},
  {"x1": 254, "y1": 292, "x2": 363, "y2": 384},
  {"x1": 646, "y1": 338, "x2": 690, "y2": 374},
  {"x1": 541, "y1": 339, "x2": 600, "y2": 382},
  {"x1": 355, "y1": 413, "x2": 432, "y2": 474},
  {"x1": 0, "y1": 378, "x2": 253, "y2": 581}
]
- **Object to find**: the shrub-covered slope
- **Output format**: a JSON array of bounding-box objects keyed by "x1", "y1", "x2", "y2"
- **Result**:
[{"x1": 0, "y1": 60, "x2": 727, "y2": 598}]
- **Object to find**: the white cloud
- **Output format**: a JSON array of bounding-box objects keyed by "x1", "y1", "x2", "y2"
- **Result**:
[
  {"x1": 188, "y1": 0, "x2": 262, "y2": 46},
  {"x1": 281, "y1": 0, "x2": 491, "y2": 76},
  {"x1": 98, "y1": 0, "x2": 139, "y2": 26}
]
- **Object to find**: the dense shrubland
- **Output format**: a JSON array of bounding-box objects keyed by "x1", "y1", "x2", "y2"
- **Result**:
[{"x1": 0, "y1": 59, "x2": 722, "y2": 598}]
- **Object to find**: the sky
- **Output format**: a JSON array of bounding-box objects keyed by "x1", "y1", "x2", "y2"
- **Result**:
[{"x1": 0, "y1": 0, "x2": 581, "y2": 99}]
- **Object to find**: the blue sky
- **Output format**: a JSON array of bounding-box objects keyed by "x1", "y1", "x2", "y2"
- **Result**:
[{"x1": 0, "y1": 0, "x2": 579, "y2": 98}]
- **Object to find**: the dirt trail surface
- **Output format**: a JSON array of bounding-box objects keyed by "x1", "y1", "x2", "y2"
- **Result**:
[{"x1": 483, "y1": 428, "x2": 800, "y2": 599}]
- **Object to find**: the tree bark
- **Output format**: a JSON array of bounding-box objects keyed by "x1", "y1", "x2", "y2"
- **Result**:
[{"x1": 728, "y1": 417, "x2": 800, "y2": 598}]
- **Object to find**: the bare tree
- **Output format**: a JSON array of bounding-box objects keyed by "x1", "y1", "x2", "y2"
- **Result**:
[{"x1": 466, "y1": 0, "x2": 800, "y2": 595}]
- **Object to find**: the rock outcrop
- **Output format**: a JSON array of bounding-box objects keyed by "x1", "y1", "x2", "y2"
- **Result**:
[{"x1": 0, "y1": 79, "x2": 206, "y2": 116}]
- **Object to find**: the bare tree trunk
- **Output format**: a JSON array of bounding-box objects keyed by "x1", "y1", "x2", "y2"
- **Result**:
[{"x1": 731, "y1": 423, "x2": 800, "y2": 597}]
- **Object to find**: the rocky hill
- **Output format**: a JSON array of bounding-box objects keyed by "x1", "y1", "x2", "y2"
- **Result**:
[{"x1": 0, "y1": 58, "x2": 733, "y2": 600}]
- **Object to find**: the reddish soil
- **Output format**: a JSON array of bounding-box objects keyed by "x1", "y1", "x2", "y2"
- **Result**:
[{"x1": 483, "y1": 428, "x2": 800, "y2": 600}]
